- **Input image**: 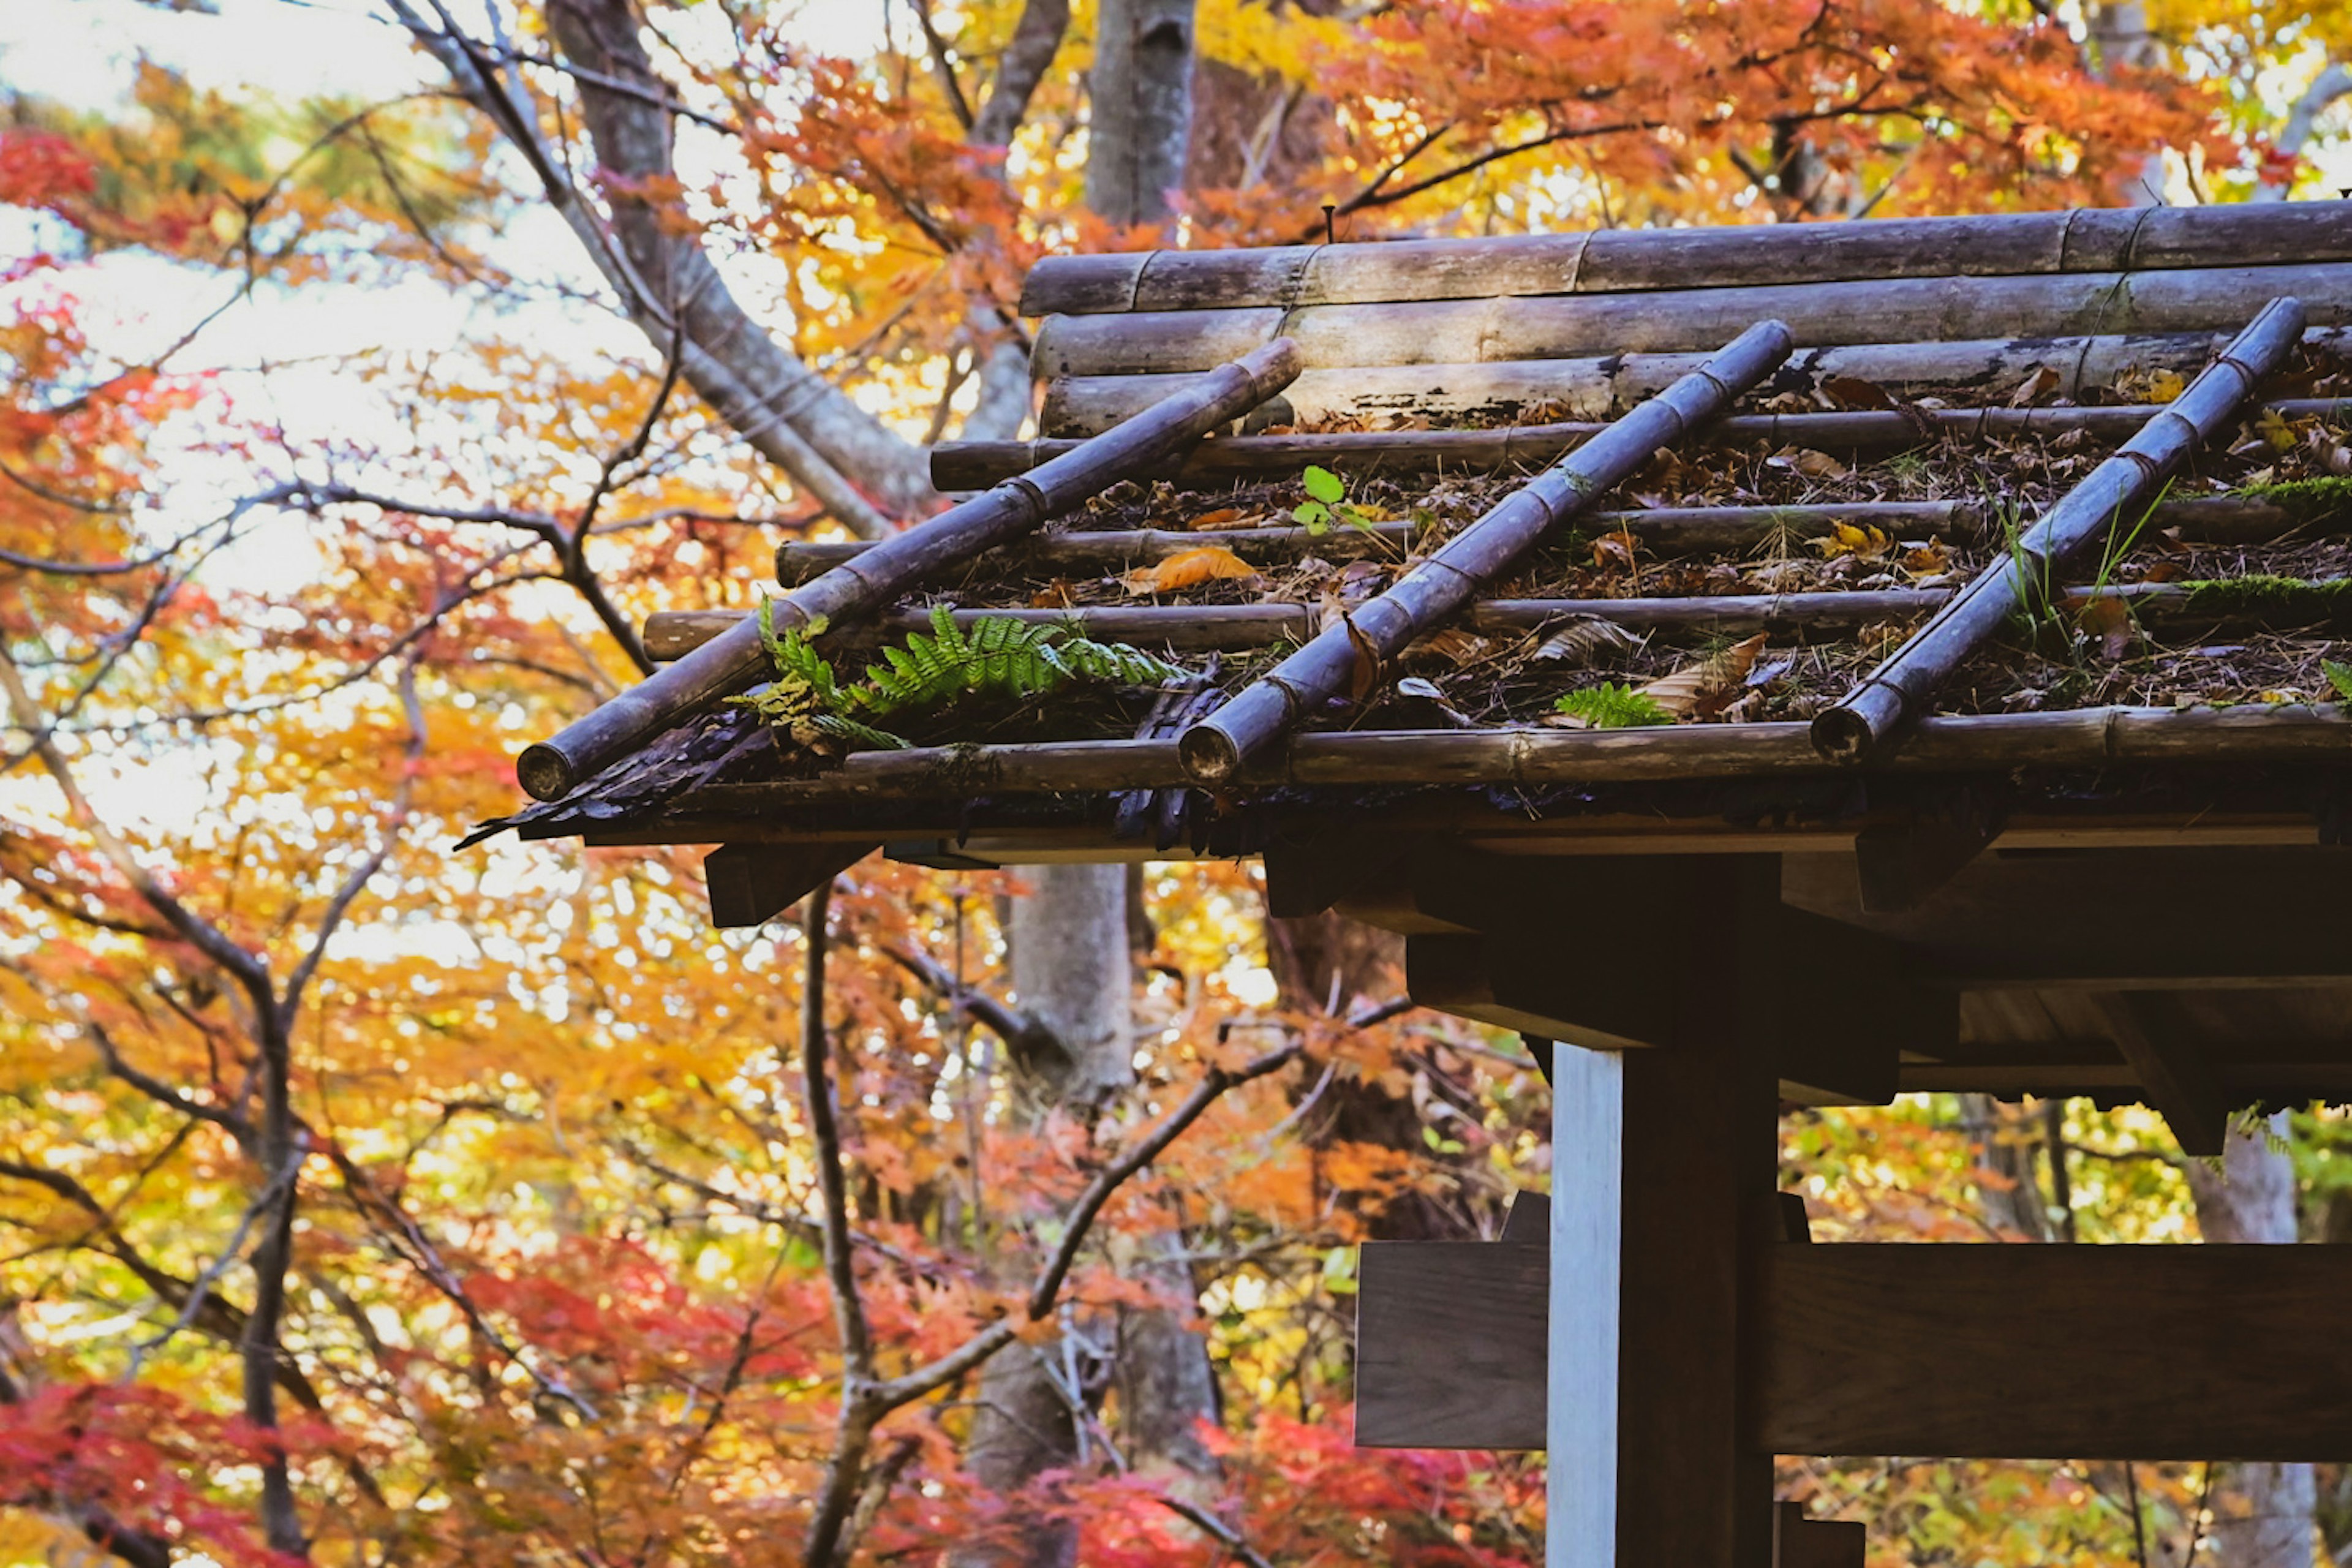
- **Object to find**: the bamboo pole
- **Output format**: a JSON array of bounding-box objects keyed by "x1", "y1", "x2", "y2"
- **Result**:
[
  {"x1": 770, "y1": 494, "x2": 2321, "y2": 586},
  {"x1": 1036, "y1": 330, "x2": 2352, "y2": 437},
  {"x1": 1176, "y1": 320, "x2": 1798, "y2": 785},
  {"x1": 513, "y1": 338, "x2": 1306, "y2": 801},
  {"x1": 1031, "y1": 263, "x2": 2352, "y2": 379},
  {"x1": 578, "y1": 704, "x2": 2352, "y2": 813},
  {"x1": 1019, "y1": 203, "x2": 2352, "y2": 316},
  {"x1": 647, "y1": 571, "x2": 2346, "y2": 663},
  {"x1": 929, "y1": 398, "x2": 2352, "y2": 489},
  {"x1": 1812, "y1": 298, "x2": 2309, "y2": 765}
]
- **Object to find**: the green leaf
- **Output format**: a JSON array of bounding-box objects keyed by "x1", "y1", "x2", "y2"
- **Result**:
[
  {"x1": 1292, "y1": 500, "x2": 1330, "y2": 534},
  {"x1": 2326, "y1": 658, "x2": 2352, "y2": 703},
  {"x1": 1553, "y1": 683, "x2": 1674, "y2": 729},
  {"x1": 1303, "y1": 464, "x2": 1345, "y2": 505}
]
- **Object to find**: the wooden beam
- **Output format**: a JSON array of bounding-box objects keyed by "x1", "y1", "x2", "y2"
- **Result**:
[
  {"x1": 2094, "y1": 993, "x2": 2231, "y2": 1156},
  {"x1": 1357, "y1": 1240, "x2": 1546, "y2": 1449},
  {"x1": 1784, "y1": 846, "x2": 2352, "y2": 989},
  {"x1": 704, "y1": 842, "x2": 875, "y2": 928},
  {"x1": 1755, "y1": 1242, "x2": 2352, "y2": 1459},
  {"x1": 1363, "y1": 1240, "x2": 2352, "y2": 1460},
  {"x1": 1389, "y1": 852, "x2": 1930, "y2": 1099}
]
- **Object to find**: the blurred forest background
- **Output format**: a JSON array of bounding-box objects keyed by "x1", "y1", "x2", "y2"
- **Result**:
[{"x1": 7, "y1": 0, "x2": 2352, "y2": 1562}]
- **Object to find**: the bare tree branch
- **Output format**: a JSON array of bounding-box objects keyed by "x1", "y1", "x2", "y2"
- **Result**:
[{"x1": 971, "y1": 0, "x2": 1071, "y2": 148}]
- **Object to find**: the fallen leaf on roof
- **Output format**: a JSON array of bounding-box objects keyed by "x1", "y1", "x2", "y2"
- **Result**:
[
  {"x1": 1591, "y1": 527, "x2": 1640, "y2": 570},
  {"x1": 1768, "y1": 447, "x2": 1849, "y2": 480},
  {"x1": 1404, "y1": 627, "x2": 1491, "y2": 668},
  {"x1": 1901, "y1": 540, "x2": 1951, "y2": 576},
  {"x1": 1812, "y1": 522, "x2": 1891, "y2": 560},
  {"x1": 1031, "y1": 579, "x2": 1079, "y2": 608},
  {"x1": 2075, "y1": 594, "x2": 2134, "y2": 660},
  {"x1": 2010, "y1": 365, "x2": 2062, "y2": 407},
  {"x1": 1186, "y1": 507, "x2": 1261, "y2": 531},
  {"x1": 1640, "y1": 633, "x2": 1768, "y2": 717},
  {"x1": 1820, "y1": 375, "x2": 1896, "y2": 410},
  {"x1": 1122, "y1": 546, "x2": 1262, "y2": 595},
  {"x1": 1532, "y1": 616, "x2": 1643, "y2": 666}
]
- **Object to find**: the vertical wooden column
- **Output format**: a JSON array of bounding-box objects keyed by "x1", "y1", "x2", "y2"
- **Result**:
[
  {"x1": 1548, "y1": 1044, "x2": 1622, "y2": 1567},
  {"x1": 1549, "y1": 856, "x2": 1784, "y2": 1568}
]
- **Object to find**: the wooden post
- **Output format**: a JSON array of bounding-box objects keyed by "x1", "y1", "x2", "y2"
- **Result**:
[
  {"x1": 1549, "y1": 1042, "x2": 1621, "y2": 1568},
  {"x1": 1550, "y1": 857, "x2": 1783, "y2": 1567}
]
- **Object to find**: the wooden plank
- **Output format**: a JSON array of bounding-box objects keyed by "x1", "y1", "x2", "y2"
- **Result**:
[
  {"x1": 1756, "y1": 1242, "x2": 2352, "y2": 1459},
  {"x1": 1853, "y1": 782, "x2": 2008, "y2": 913},
  {"x1": 1550, "y1": 1044, "x2": 1623, "y2": 1568},
  {"x1": 704, "y1": 842, "x2": 874, "y2": 927},
  {"x1": 1356, "y1": 1240, "x2": 1547, "y2": 1449}
]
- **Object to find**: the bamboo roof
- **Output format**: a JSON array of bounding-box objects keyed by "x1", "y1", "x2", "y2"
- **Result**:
[
  {"x1": 473, "y1": 202, "x2": 2352, "y2": 1117},
  {"x1": 483, "y1": 201, "x2": 2352, "y2": 837}
]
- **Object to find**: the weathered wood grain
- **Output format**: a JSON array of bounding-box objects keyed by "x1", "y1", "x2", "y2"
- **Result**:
[
  {"x1": 1035, "y1": 329, "x2": 2352, "y2": 434},
  {"x1": 1755, "y1": 1242, "x2": 2352, "y2": 1458},
  {"x1": 1031, "y1": 264, "x2": 2352, "y2": 377},
  {"x1": 1355, "y1": 1240, "x2": 1548, "y2": 1449},
  {"x1": 1019, "y1": 204, "x2": 2352, "y2": 315}
]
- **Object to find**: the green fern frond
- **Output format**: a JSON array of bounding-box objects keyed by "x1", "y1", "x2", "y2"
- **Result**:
[
  {"x1": 1553, "y1": 683, "x2": 1673, "y2": 729},
  {"x1": 810, "y1": 713, "x2": 912, "y2": 750},
  {"x1": 2325, "y1": 658, "x2": 2352, "y2": 703},
  {"x1": 1052, "y1": 635, "x2": 1186, "y2": 687}
]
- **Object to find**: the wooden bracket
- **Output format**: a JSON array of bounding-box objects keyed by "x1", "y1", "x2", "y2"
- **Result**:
[
  {"x1": 1261, "y1": 828, "x2": 1414, "y2": 919},
  {"x1": 1355, "y1": 1239, "x2": 1546, "y2": 1449},
  {"x1": 705, "y1": 841, "x2": 875, "y2": 928},
  {"x1": 1501, "y1": 1189, "x2": 1550, "y2": 1243},
  {"x1": 1774, "y1": 1504, "x2": 1864, "y2": 1568},
  {"x1": 1854, "y1": 780, "x2": 2008, "y2": 913},
  {"x1": 2095, "y1": 992, "x2": 2229, "y2": 1156}
]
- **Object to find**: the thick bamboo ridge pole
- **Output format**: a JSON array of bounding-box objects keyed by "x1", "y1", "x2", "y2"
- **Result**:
[
  {"x1": 644, "y1": 574, "x2": 2332, "y2": 663},
  {"x1": 770, "y1": 495, "x2": 2317, "y2": 586},
  {"x1": 1020, "y1": 203, "x2": 2352, "y2": 317},
  {"x1": 1032, "y1": 263, "x2": 2352, "y2": 379},
  {"x1": 608, "y1": 704, "x2": 2352, "y2": 811},
  {"x1": 1813, "y1": 298, "x2": 2309, "y2": 766},
  {"x1": 930, "y1": 398, "x2": 2352, "y2": 489},
  {"x1": 1176, "y1": 320, "x2": 1798, "y2": 785},
  {"x1": 1038, "y1": 328, "x2": 2352, "y2": 436},
  {"x1": 512, "y1": 338, "x2": 1306, "y2": 802}
]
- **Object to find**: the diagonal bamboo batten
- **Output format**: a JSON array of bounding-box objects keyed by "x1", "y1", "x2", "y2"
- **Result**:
[
  {"x1": 1174, "y1": 320, "x2": 1798, "y2": 785},
  {"x1": 927, "y1": 398, "x2": 2352, "y2": 490},
  {"x1": 513, "y1": 339, "x2": 1305, "y2": 802},
  {"x1": 1811, "y1": 298, "x2": 2309, "y2": 766}
]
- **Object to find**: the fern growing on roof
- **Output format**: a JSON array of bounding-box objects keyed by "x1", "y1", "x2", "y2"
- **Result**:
[{"x1": 736, "y1": 600, "x2": 1188, "y2": 754}]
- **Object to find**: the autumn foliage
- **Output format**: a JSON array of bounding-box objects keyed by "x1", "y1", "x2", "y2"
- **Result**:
[{"x1": 0, "y1": 0, "x2": 2341, "y2": 1564}]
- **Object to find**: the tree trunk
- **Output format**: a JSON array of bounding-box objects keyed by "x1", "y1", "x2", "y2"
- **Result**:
[
  {"x1": 1085, "y1": 0, "x2": 1197, "y2": 225},
  {"x1": 2185, "y1": 1115, "x2": 2318, "y2": 1568}
]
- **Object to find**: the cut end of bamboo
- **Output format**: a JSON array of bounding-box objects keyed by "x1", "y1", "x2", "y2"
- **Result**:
[
  {"x1": 518, "y1": 742, "x2": 577, "y2": 802},
  {"x1": 1809, "y1": 706, "x2": 1877, "y2": 766},
  {"x1": 1177, "y1": 722, "x2": 1242, "y2": 785}
]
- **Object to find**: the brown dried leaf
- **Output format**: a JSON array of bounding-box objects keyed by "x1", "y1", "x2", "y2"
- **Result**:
[
  {"x1": 1591, "y1": 527, "x2": 1640, "y2": 570},
  {"x1": 1342, "y1": 614, "x2": 1384, "y2": 702},
  {"x1": 1820, "y1": 375, "x2": 1896, "y2": 411},
  {"x1": 1186, "y1": 506, "x2": 1259, "y2": 531},
  {"x1": 1122, "y1": 546, "x2": 1262, "y2": 596},
  {"x1": 1768, "y1": 447, "x2": 1848, "y2": 480},
  {"x1": 1404, "y1": 627, "x2": 1491, "y2": 668},
  {"x1": 1031, "y1": 579, "x2": 1079, "y2": 609},
  {"x1": 1640, "y1": 633, "x2": 1768, "y2": 717},
  {"x1": 2075, "y1": 594, "x2": 2134, "y2": 660},
  {"x1": 2009, "y1": 364, "x2": 2062, "y2": 408},
  {"x1": 1532, "y1": 616, "x2": 1643, "y2": 668}
]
